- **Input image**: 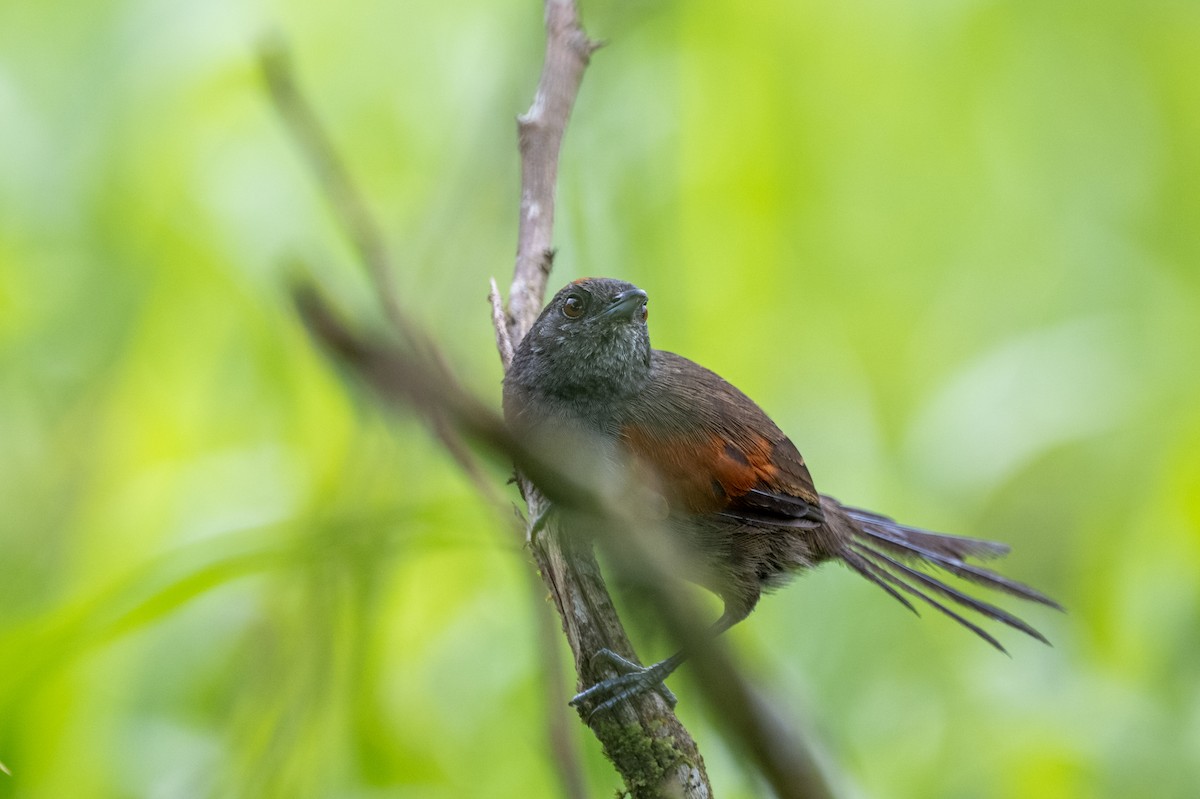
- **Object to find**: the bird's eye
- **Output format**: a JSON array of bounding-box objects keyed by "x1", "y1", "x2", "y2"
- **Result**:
[{"x1": 562, "y1": 295, "x2": 585, "y2": 319}]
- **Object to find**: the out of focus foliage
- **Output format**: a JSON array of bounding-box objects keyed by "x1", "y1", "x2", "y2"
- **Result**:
[{"x1": 2, "y1": 0, "x2": 1197, "y2": 797}]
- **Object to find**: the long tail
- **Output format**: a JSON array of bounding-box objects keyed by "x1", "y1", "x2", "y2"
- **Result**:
[{"x1": 825, "y1": 497, "x2": 1063, "y2": 653}]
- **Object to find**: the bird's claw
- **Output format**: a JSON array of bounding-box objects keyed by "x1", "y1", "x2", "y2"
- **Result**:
[{"x1": 570, "y1": 648, "x2": 678, "y2": 720}]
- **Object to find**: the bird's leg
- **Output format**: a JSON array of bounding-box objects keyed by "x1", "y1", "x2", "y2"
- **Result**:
[{"x1": 569, "y1": 605, "x2": 749, "y2": 718}]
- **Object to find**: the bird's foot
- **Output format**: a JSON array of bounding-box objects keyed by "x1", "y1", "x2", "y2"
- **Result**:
[{"x1": 570, "y1": 649, "x2": 678, "y2": 719}]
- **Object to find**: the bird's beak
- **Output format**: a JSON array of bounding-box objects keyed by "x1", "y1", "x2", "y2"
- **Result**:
[{"x1": 602, "y1": 289, "x2": 648, "y2": 321}]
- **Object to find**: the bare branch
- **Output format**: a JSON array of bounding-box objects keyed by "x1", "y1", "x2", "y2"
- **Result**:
[
  {"x1": 506, "y1": 0, "x2": 599, "y2": 342},
  {"x1": 495, "y1": 2, "x2": 718, "y2": 797},
  {"x1": 489, "y1": 278, "x2": 515, "y2": 369}
]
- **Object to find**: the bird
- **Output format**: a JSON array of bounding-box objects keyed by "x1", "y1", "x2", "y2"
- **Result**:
[{"x1": 502, "y1": 276, "x2": 1061, "y2": 714}]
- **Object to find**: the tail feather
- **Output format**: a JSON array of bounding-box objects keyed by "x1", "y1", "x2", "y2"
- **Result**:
[
  {"x1": 850, "y1": 546, "x2": 1009, "y2": 653},
  {"x1": 840, "y1": 549, "x2": 918, "y2": 615},
  {"x1": 845, "y1": 507, "x2": 1009, "y2": 560},
  {"x1": 831, "y1": 499, "x2": 1062, "y2": 650},
  {"x1": 852, "y1": 542, "x2": 1050, "y2": 645},
  {"x1": 849, "y1": 511, "x2": 1063, "y2": 610}
]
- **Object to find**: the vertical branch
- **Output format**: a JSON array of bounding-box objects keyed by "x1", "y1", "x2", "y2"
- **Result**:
[
  {"x1": 497, "y1": 9, "x2": 614, "y2": 792},
  {"x1": 505, "y1": 0, "x2": 599, "y2": 342},
  {"x1": 496, "y1": 2, "x2": 714, "y2": 798}
]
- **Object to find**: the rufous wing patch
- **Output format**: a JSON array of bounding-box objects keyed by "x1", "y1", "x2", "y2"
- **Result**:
[{"x1": 620, "y1": 427, "x2": 783, "y2": 514}]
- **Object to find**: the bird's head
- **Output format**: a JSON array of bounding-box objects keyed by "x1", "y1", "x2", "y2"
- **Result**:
[{"x1": 509, "y1": 277, "x2": 652, "y2": 404}]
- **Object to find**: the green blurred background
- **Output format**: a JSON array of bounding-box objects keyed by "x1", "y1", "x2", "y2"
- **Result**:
[{"x1": 2, "y1": 0, "x2": 1198, "y2": 797}]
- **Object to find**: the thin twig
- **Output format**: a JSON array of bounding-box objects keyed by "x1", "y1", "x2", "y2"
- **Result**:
[
  {"x1": 506, "y1": 0, "x2": 599, "y2": 344},
  {"x1": 259, "y1": 38, "x2": 406, "y2": 336},
  {"x1": 260, "y1": 41, "x2": 511, "y2": 512},
  {"x1": 489, "y1": 278, "x2": 515, "y2": 369},
  {"x1": 527, "y1": 562, "x2": 589, "y2": 799}
]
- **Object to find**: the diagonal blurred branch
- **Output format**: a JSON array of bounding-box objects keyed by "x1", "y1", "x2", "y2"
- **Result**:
[
  {"x1": 296, "y1": 285, "x2": 837, "y2": 799},
  {"x1": 258, "y1": 37, "x2": 589, "y2": 799},
  {"x1": 259, "y1": 38, "x2": 503, "y2": 515},
  {"x1": 259, "y1": 38, "x2": 405, "y2": 335},
  {"x1": 294, "y1": 282, "x2": 711, "y2": 796},
  {"x1": 261, "y1": 5, "x2": 840, "y2": 797},
  {"x1": 525, "y1": 547, "x2": 589, "y2": 799}
]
